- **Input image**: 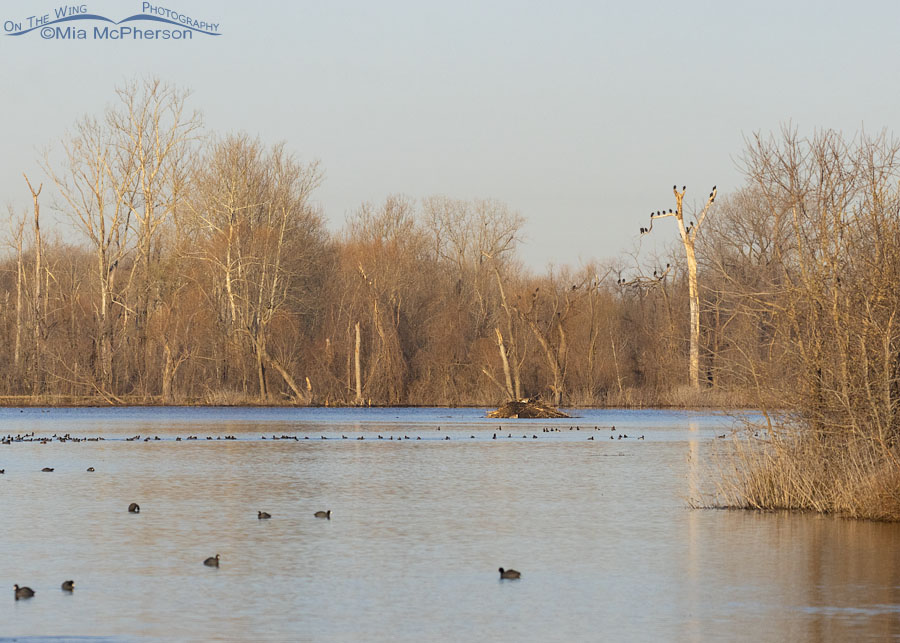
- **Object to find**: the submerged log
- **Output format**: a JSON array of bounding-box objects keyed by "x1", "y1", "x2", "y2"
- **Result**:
[{"x1": 487, "y1": 398, "x2": 570, "y2": 419}]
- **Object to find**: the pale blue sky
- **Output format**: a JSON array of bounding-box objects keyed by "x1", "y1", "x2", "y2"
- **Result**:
[{"x1": 1, "y1": 0, "x2": 898, "y2": 268}]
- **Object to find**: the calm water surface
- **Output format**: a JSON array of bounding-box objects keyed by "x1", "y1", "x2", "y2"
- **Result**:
[{"x1": 1, "y1": 407, "x2": 899, "y2": 642}]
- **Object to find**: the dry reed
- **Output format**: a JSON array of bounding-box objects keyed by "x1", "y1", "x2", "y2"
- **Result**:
[{"x1": 711, "y1": 423, "x2": 900, "y2": 521}]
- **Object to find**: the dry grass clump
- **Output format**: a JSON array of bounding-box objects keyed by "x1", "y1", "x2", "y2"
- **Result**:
[
  {"x1": 660, "y1": 385, "x2": 755, "y2": 409},
  {"x1": 714, "y1": 425, "x2": 900, "y2": 521},
  {"x1": 202, "y1": 389, "x2": 260, "y2": 406},
  {"x1": 592, "y1": 385, "x2": 757, "y2": 409}
]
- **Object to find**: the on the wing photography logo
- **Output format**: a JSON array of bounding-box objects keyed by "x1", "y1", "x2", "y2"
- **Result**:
[{"x1": 4, "y1": 3, "x2": 220, "y2": 40}]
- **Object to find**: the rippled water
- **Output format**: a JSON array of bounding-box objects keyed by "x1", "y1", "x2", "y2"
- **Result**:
[{"x1": 1, "y1": 407, "x2": 899, "y2": 641}]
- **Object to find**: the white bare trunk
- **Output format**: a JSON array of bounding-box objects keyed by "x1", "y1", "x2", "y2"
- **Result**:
[
  {"x1": 495, "y1": 327, "x2": 515, "y2": 400},
  {"x1": 354, "y1": 321, "x2": 363, "y2": 404}
]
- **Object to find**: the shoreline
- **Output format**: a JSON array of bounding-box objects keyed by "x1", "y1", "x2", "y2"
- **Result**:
[{"x1": 0, "y1": 397, "x2": 757, "y2": 410}]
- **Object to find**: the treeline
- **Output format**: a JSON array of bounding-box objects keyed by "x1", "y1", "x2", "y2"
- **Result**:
[{"x1": 0, "y1": 78, "x2": 815, "y2": 407}]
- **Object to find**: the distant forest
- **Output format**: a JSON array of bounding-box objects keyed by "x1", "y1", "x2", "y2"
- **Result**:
[{"x1": 4, "y1": 78, "x2": 898, "y2": 415}]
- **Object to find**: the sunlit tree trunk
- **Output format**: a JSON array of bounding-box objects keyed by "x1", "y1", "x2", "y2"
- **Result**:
[
  {"x1": 354, "y1": 321, "x2": 363, "y2": 404},
  {"x1": 24, "y1": 175, "x2": 43, "y2": 393},
  {"x1": 495, "y1": 328, "x2": 515, "y2": 400}
]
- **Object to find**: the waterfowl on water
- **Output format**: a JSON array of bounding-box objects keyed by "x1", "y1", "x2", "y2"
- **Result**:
[
  {"x1": 128, "y1": 503, "x2": 140, "y2": 513},
  {"x1": 86, "y1": 467, "x2": 95, "y2": 472},
  {"x1": 499, "y1": 568, "x2": 521, "y2": 579},
  {"x1": 61, "y1": 580, "x2": 74, "y2": 591},
  {"x1": 258, "y1": 511, "x2": 271, "y2": 519},
  {"x1": 14, "y1": 584, "x2": 34, "y2": 599},
  {"x1": 41, "y1": 467, "x2": 54, "y2": 472},
  {"x1": 203, "y1": 554, "x2": 220, "y2": 567},
  {"x1": 314, "y1": 510, "x2": 331, "y2": 519}
]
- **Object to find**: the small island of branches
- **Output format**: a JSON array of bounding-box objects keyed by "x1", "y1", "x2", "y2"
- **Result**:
[{"x1": 487, "y1": 398, "x2": 570, "y2": 419}]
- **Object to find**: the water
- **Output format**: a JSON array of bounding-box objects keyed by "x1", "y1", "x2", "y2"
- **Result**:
[{"x1": 1, "y1": 407, "x2": 899, "y2": 641}]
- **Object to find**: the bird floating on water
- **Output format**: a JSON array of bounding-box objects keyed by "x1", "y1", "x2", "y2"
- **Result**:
[
  {"x1": 61, "y1": 580, "x2": 74, "y2": 592},
  {"x1": 14, "y1": 584, "x2": 34, "y2": 599},
  {"x1": 499, "y1": 567, "x2": 521, "y2": 579},
  {"x1": 204, "y1": 554, "x2": 220, "y2": 567},
  {"x1": 314, "y1": 510, "x2": 331, "y2": 519},
  {"x1": 128, "y1": 503, "x2": 140, "y2": 513},
  {"x1": 258, "y1": 511, "x2": 271, "y2": 519}
]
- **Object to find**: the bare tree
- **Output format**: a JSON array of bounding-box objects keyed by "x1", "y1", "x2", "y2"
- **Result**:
[
  {"x1": 188, "y1": 135, "x2": 324, "y2": 402},
  {"x1": 423, "y1": 197, "x2": 523, "y2": 330},
  {"x1": 5, "y1": 206, "x2": 26, "y2": 383},
  {"x1": 714, "y1": 127, "x2": 900, "y2": 519},
  {"x1": 641, "y1": 185, "x2": 717, "y2": 389},
  {"x1": 109, "y1": 77, "x2": 201, "y2": 381},
  {"x1": 45, "y1": 115, "x2": 135, "y2": 395},
  {"x1": 511, "y1": 269, "x2": 596, "y2": 406},
  {"x1": 23, "y1": 175, "x2": 44, "y2": 392},
  {"x1": 346, "y1": 195, "x2": 424, "y2": 404}
]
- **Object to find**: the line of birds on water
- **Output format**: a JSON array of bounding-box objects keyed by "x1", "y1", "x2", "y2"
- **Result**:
[
  {"x1": 0, "y1": 427, "x2": 646, "y2": 475},
  {"x1": 2, "y1": 426, "x2": 644, "y2": 445},
  {"x1": 1, "y1": 425, "x2": 648, "y2": 476},
  {"x1": 14, "y1": 504, "x2": 335, "y2": 599}
]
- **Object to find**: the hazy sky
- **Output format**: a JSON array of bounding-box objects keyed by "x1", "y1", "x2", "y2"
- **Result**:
[{"x1": 1, "y1": 0, "x2": 898, "y2": 269}]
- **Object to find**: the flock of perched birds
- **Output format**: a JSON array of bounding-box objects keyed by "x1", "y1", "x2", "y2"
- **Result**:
[{"x1": 12, "y1": 504, "x2": 335, "y2": 599}]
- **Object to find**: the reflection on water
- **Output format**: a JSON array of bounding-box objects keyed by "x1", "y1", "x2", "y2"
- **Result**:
[{"x1": 0, "y1": 408, "x2": 898, "y2": 641}]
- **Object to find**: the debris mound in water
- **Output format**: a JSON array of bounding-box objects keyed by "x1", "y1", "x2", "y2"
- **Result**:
[{"x1": 486, "y1": 398, "x2": 570, "y2": 419}]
